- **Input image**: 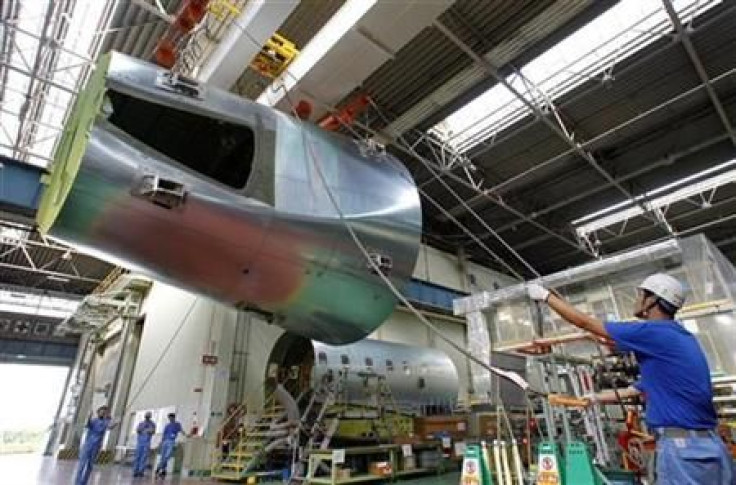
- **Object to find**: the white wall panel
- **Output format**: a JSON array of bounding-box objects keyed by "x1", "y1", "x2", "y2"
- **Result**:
[{"x1": 125, "y1": 283, "x2": 237, "y2": 437}]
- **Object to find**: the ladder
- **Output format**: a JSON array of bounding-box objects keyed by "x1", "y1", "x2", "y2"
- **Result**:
[
  {"x1": 290, "y1": 373, "x2": 348, "y2": 483},
  {"x1": 211, "y1": 389, "x2": 297, "y2": 481}
]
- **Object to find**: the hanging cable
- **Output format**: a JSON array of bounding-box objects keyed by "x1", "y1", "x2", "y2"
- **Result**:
[
  {"x1": 276, "y1": 90, "x2": 540, "y2": 397},
  {"x1": 221, "y1": 20, "x2": 561, "y2": 278},
  {"x1": 366, "y1": 99, "x2": 542, "y2": 279}
]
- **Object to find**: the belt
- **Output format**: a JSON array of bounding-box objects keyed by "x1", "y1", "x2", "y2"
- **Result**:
[{"x1": 655, "y1": 427, "x2": 714, "y2": 439}]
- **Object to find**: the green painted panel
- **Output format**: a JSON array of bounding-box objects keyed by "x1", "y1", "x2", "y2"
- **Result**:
[{"x1": 36, "y1": 53, "x2": 111, "y2": 233}]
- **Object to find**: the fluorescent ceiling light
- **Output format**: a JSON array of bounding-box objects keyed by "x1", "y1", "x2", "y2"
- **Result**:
[
  {"x1": 0, "y1": 0, "x2": 116, "y2": 167},
  {"x1": 46, "y1": 275, "x2": 71, "y2": 283},
  {"x1": 257, "y1": 0, "x2": 377, "y2": 107},
  {"x1": 431, "y1": 0, "x2": 720, "y2": 154},
  {"x1": 573, "y1": 159, "x2": 736, "y2": 236}
]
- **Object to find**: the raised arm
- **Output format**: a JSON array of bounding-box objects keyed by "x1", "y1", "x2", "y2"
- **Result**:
[
  {"x1": 528, "y1": 284, "x2": 609, "y2": 338},
  {"x1": 594, "y1": 386, "x2": 640, "y2": 404}
]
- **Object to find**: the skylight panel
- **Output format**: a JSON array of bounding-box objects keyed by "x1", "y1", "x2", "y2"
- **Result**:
[
  {"x1": 257, "y1": 0, "x2": 377, "y2": 107},
  {"x1": 0, "y1": 0, "x2": 115, "y2": 167},
  {"x1": 432, "y1": 0, "x2": 720, "y2": 154},
  {"x1": 0, "y1": 1, "x2": 49, "y2": 164}
]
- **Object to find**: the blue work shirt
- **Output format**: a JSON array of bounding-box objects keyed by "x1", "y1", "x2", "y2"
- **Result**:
[
  {"x1": 605, "y1": 320, "x2": 717, "y2": 429},
  {"x1": 85, "y1": 417, "x2": 111, "y2": 448},
  {"x1": 162, "y1": 422, "x2": 183, "y2": 442},
  {"x1": 136, "y1": 419, "x2": 156, "y2": 446}
]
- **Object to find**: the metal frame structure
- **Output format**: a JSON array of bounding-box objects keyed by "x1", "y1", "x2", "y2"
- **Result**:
[
  {"x1": 0, "y1": 224, "x2": 103, "y2": 287},
  {"x1": 0, "y1": 0, "x2": 117, "y2": 167},
  {"x1": 1, "y1": 0, "x2": 735, "y2": 283},
  {"x1": 397, "y1": 2, "x2": 736, "y2": 265},
  {"x1": 432, "y1": 18, "x2": 679, "y2": 242}
]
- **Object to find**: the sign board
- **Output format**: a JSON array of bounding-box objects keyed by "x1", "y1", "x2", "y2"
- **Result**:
[
  {"x1": 536, "y1": 443, "x2": 561, "y2": 485},
  {"x1": 461, "y1": 454, "x2": 481, "y2": 485},
  {"x1": 460, "y1": 444, "x2": 493, "y2": 485},
  {"x1": 332, "y1": 449, "x2": 345, "y2": 465},
  {"x1": 202, "y1": 354, "x2": 218, "y2": 365},
  {"x1": 454, "y1": 441, "x2": 466, "y2": 457},
  {"x1": 401, "y1": 444, "x2": 413, "y2": 457}
]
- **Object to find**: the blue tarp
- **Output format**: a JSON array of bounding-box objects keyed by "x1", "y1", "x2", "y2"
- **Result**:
[{"x1": 405, "y1": 278, "x2": 468, "y2": 312}]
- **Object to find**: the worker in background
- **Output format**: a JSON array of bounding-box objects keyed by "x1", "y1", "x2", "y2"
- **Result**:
[
  {"x1": 528, "y1": 273, "x2": 734, "y2": 484},
  {"x1": 75, "y1": 405, "x2": 118, "y2": 485},
  {"x1": 133, "y1": 411, "x2": 156, "y2": 478},
  {"x1": 155, "y1": 413, "x2": 188, "y2": 478}
]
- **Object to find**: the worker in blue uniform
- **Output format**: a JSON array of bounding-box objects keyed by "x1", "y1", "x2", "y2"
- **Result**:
[
  {"x1": 133, "y1": 411, "x2": 156, "y2": 477},
  {"x1": 75, "y1": 405, "x2": 118, "y2": 485},
  {"x1": 528, "y1": 273, "x2": 734, "y2": 484},
  {"x1": 155, "y1": 413, "x2": 188, "y2": 478}
]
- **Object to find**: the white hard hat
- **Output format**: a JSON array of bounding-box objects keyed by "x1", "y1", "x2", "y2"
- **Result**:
[{"x1": 638, "y1": 273, "x2": 685, "y2": 309}]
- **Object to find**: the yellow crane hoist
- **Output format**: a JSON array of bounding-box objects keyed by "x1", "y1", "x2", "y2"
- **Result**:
[{"x1": 251, "y1": 33, "x2": 298, "y2": 79}]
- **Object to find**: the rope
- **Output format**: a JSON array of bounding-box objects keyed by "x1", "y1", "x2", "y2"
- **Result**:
[
  {"x1": 224, "y1": 18, "x2": 545, "y2": 279},
  {"x1": 280, "y1": 89, "x2": 540, "y2": 396}
]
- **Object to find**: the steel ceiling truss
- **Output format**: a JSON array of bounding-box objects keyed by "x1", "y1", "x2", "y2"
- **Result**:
[
  {"x1": 0, "y1": 225, "x2": 102, "y2": 286},
  {"x1": 408, "y1": 130, "x2": 485, "y2": 191},
  {"x1": 0, "y1": 1, "x2": 114, "y2": 167},
  {"x1": 351, "y1": 96, "x2": 594, "y2": 267},
  {"x1": 575, "y1": 178, "x2": 736, "y2": 255},
  {"x1": 414, "y1": 4, "x2": 736, "y2": 257},
  {"x1": 433, "y1": 19, "x2": 676, "y2": 245},
  {"x1": 662, "y1": 0, "x2": 736, "y2": 146}
]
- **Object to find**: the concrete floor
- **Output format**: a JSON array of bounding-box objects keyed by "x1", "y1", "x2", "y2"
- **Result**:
[
  {"x1": 0, "y1": 453, "x2": 213, "y2": 485},
  {"x1": 0, "y1": 453, "x2": 461, "y2": 485}
]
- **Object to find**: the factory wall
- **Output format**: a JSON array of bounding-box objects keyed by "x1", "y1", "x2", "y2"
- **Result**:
[
  {"x1": 413, "y1": 245, "x2": 518, "y2": 292},
  {"x1": 121, "y1": 283, "x2": 238, "y2": 443},
  {"x1": 122, "y1": 245, "x2": 513, "y2": 439}
]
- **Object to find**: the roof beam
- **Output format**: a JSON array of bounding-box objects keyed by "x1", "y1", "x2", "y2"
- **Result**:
[
  {"x1": 488, "y1": 133, "x2": 730, "y2": 240},
  {"x1": 0, "y1": 227, "x2": 104, "y2": 286},
  {"x1": 361, "y1": 103, "x2": 593, "y2": 260},
  {"x1": 440, "y1": 67, "x2": 736, "y2": 224},
  {"x1": 379, "y1": 0, "x2": 592, "y2": 141},
  {"x1": 274, "y1": 66, "x2": 593, "y2": 264},
  {"x1": 14, "y1": 1, "x2": 60, "y2": 162},
  {"x1": 662, "y1": 0, "x2": 736, "y2": 146},
  {"x1": 433, "y1": 19, "x2": 676, "y2": 243},
  {"x1": 542, "y1": 194, "x2": 736, "y2": 268},
  {"x1": 439, "y1": 3, "x2": 736, "y2": 220}
]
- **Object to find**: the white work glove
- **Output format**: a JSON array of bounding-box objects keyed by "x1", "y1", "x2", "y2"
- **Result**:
[{"x1": 527, "y1": 283, "x2": 550, "y2": 302}]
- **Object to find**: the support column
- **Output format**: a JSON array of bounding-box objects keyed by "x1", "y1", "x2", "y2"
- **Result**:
[
  {"x1": 457, "y1": 246, "x2": 477, "y2": 400},
  {"x1": 467, "y1": 310, "x2": 493, "y2": 402}
]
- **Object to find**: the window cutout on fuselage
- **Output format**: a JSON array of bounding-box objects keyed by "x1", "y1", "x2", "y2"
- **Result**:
[{"x1": 107, "y1": 90, "x2": 255, "y2": 189}]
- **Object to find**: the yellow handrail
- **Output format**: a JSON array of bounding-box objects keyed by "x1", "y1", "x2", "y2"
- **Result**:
[{"x1": 211, "y1": 387, "x2": 283, "y2": 479}]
